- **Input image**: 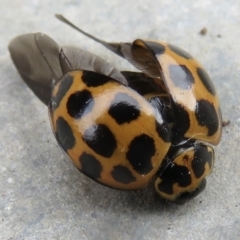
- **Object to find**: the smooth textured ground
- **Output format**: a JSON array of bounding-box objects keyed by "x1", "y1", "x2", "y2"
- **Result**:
[{"x1": 1, "y1": 1, "x2": 240, "y2": 239}]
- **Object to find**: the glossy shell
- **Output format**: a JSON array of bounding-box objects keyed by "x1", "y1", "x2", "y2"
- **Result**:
[
  {"x1": 49, "y1": 70, "x2": 171, "y2": 190},
  {"x1": 121, "y1": 39, "x2": 222, "y2": 146},
  {"x1": 8, "y1": 15, "x2": 223, "y2": 203}
]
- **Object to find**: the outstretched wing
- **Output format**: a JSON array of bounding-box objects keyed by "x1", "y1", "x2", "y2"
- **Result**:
[
  {"x1": 9, "y1": 32, "x2": 127, "y2": 105},
  {"x1": 9, "y1": 33, "x2": 62, "y2": 105}
]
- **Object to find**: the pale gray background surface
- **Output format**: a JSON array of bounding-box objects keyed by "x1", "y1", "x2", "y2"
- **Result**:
[{"x1": 0, "y1": 1, "x2": 240, "y2": 239}]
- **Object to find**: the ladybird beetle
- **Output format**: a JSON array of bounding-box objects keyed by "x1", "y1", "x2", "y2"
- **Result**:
[{"x1": 8, "y1": 14, "x2": 222, "y2": 204}]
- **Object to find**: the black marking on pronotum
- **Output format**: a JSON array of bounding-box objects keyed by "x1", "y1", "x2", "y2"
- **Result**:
[
  {"x1": 156, "y1": 163, "x2": 191, "y2": 195},
  {"x1": 168, "y1": 64, "x2": 195, "y2": 90},
  {"x1": 67, "y1": 89, "x2": 94, "y2": 119},
  {"x1": 79, "y1": 152, "x2": 102, "y2": 179},
  {"x1": 82, "y1": 124, "x2": 117, "y2": 158},
  {"x1": 192, "y1": 145, "x2": 213, "y2": 178},
  {"x1": 195, "y1": 99, "x2": 219, "y2": 136},
  {"x1": 56, "y1": 117, "x2": 76, "y2": 151},
  {"x1": 126, "y1": 134, "x2": 155, "y2": 175},
  {"x1": 173, "y1": 179, "x2": 207, "y2": 204},
  {"x1": 168, "y1": 43, "x2": 193, "y2": 59},
  {"x1": 111, "y1": 165, "x2": 136, "y2": 184},
  {"x1": 196, "y1": 68, "x2": 216, "y2": 95},
  {"x1": 108, "y1": 92, "x2": 140, "y2": 124}
]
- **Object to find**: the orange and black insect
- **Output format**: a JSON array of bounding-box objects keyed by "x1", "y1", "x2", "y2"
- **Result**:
[{"x1": 8, "y1": 14, "x2": 222, "y2": 204}]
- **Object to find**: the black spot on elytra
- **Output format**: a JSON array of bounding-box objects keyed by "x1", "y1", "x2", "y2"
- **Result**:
[
  {"x1": 144, "y1": 41, "x2": 166, "y2": 55},
  {"x1": 196, "y1": 68, "x2": 216, "y2": 95},
  {"x1": 172, "y1": 102, "x2": 190, "y2": 138},
  {"x1": 168, "y1": 44, "x2": 193, "y2": 59},
  {"x1": 56, "y1": 117, "x2": 75, "y2": 151},
  {"x1": 108, "y1": 92, "x2": 140, "y2": 124},
  {"x1": 126, "y1": 134, "x2": 155, "y2": 175},
  {"x1": 156, "y1": 121, "x2": 171, "y2": 143},
  {"x1": 156, "y1": 162, "x2": 191, "y2": 195},
  {"x1": 169, "y1": 64, "x2": 195, "y2": 90},
  {"x1": 79, "y1": 152, "x2": 102, "y2": 179},
  {"x1": 192, "y1": 145, "x2": 214, "y2": 178},
  {"x1": 82, "y1": 124, "x2": 117, "y2": 158},
  {"x1": 195, "y1": 99, "x2": 219, "y2": 136},
  {"x1": 111, "y1": 165, "x2": 136, "y2": 184},
  {"x1": 52, "y1": 74, "x2": 73, "y2": 111},
  {"x1": 82, "y1": 71, "x2": 111, "y2": 87},
  {"x1": 67, "y1": 90, "x2": 94, "y2": 119}
]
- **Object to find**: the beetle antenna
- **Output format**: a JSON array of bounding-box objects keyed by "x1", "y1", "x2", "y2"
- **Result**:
[{"x1": 55, "y1": 14, "x2": 124, "y2": 58}]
